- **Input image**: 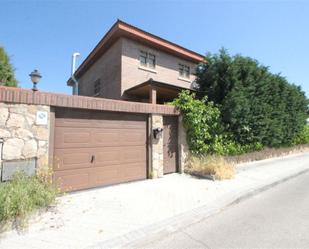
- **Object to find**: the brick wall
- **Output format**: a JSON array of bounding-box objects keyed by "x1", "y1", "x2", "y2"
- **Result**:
[
  {"x1": 78, "y1": 39, "x2": 122, "y2": 99},
  {"x1": 0, "y1": 86, "x2": 179, "y2": 115},
  {"x1": 121, "y1": 37, "x2": 197, "y2": 95}
]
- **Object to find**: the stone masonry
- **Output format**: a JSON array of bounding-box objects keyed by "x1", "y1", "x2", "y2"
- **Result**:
[
  {"x1": 0, "y1": 103, "x2": 50, "y2": 178},
  {"x1": 151, "y1": 114, "x2": 164, "y2": 178}
]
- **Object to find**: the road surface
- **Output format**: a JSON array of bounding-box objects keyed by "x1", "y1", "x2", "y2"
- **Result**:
[{"x1": 132, "y1": 170, "x2": 309, "y2": 249}]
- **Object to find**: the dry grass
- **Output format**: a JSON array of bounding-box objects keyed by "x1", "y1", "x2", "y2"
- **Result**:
[
  {"x1": 186, "y1": 155, "x2": 235, "y2": 180},
  {"x1": 224, "y1": 144, "x2": 309, "y2": 165}
]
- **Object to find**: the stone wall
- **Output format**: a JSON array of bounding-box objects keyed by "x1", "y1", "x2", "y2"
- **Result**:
[
  {"x1": 151, "y1": 114, "x2": 164, "y2": 178},
  {"x1": 0, "y1": 103, "x2": 50, "y2": 180}
]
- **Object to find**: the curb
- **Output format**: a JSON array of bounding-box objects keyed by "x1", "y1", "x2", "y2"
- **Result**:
[{"x1": 89, "y1": 167, "x2": 309, "y2": 249}]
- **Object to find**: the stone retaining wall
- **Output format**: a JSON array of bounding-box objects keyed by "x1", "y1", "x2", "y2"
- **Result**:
[
  {"x1": 151, "y1": 114, "x2": 164, "y2": 178},
  {"x1": 0, "y1": 103, "x2": 50, "y2": 180}
]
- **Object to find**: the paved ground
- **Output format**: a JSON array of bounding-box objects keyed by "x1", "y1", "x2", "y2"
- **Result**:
[
  {"x1": 130, "y1": 169, "x2": 309, "y2": 249},
  {"x1": 1, "y1": 153, "x2": 309, "y2": 249}
]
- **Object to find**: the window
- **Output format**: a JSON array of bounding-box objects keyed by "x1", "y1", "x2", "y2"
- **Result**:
[
  {"x1": 93, "y1": 79, "x2": 101, "y2": 96},
  {"x1": 179, "y1": 64, "x2": 190, "y2": 79},
  {"x1": 139, "y1": 51, "x2": 147, "y2": 66},
  {"x1": 148, "y1": 53, "x2": 156, "y2": 68},
  {"x1": 139, "y1": 51, "x2": 156, "y2": 68}
]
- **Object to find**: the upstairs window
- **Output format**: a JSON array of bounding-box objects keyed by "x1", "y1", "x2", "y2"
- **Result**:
[
  {"x1": 93, "y1": 79, "x2": 101, "y2": 96},
  {"x1": 148, "y1": 53, "x2": 156, "y2": 68},
  {"x1": 139, "y1": 51, "x2": 147, "y2": 66},
  {"x1": 139, "y1": 51, "x2": 156, "y2": 68},
  {"x1": 179, "y1": 64, "x2": 190, "y2": 79}
]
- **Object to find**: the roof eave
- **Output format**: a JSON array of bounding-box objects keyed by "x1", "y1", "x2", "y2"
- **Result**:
[{"x1": 68, "y1": 20, "x2": 205, "y2": 82}]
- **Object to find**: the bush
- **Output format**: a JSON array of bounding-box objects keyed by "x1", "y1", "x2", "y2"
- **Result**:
[
  {"x1": 0, "y1": 171, "x2": 57, "y2": 225},
  {"x1": 293, "y1": 125, "x2": 309, "y2": 145},
  {"x1": 172, "y1": 90, "x2": 264, "y2": 155},
  {"x1": 172, "y1": 90, "x2": 223, "y2": 154},
  {"x1": 196, "y1": 48, "x2": 309, "y2": 147},
  {"x1": 186, "y1": 155, "x2": 235, "y2": 180}
]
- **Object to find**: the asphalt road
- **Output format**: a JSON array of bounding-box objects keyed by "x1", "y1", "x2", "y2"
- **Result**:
[{"x1": 132, "y1": 170, "x2": 309, "y2": 249}]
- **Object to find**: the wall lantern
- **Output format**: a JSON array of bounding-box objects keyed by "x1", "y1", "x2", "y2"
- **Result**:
[
  {"x1": 153, "y1": 127, "x2": 163, "y2": 139},
  {"x1": 29, "y1": 69, "x2": 42, "y2": 91}
]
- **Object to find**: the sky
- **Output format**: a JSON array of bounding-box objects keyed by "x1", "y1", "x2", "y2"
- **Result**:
[{"x1": 0, "y1": 0, "x2": 308, "y2": 97}]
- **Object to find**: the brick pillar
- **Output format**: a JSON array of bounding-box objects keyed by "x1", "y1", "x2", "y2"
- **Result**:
[
  {"x1": 178, "y1": 115, "x2": 189, "y2": 173},
  {"x1": 150, "y1": 114, "x2": 163, "y2": 178}
]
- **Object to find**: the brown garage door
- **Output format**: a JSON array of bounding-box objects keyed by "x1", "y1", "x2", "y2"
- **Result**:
[
  {"x1": 53, "y1": 108, "x2": 147, "y2": 192},
  {"x1": 163, "y1": 116, "x2": 178, "y2": 174}
]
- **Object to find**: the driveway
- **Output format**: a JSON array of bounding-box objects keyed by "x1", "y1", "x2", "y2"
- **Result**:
[{"x1": 1, "y1": 153, "x2": 309, "y2": 249}]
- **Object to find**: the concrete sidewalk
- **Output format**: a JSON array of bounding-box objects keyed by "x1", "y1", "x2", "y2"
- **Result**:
[{"x1": 1, "y1": 153, "x2": 309, "y2": 249}]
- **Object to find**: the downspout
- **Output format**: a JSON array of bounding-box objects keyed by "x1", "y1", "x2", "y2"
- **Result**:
[{"x1": 71, "y1": 52, "x2": 80, "y2": 95}]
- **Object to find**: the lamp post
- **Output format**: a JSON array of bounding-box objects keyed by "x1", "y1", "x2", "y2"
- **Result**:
[{"x1": 29, "y1": 69, "x2": 42, "y2": 91}]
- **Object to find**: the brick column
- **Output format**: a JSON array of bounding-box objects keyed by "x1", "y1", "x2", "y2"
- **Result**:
[{"x1": 150, "y1": 114, "x2": 163, "y2": 178}]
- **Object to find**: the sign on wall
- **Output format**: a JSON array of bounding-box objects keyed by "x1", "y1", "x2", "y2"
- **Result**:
[{"x1": 36, "y1": 111, "x2": 48, "y2": 125}]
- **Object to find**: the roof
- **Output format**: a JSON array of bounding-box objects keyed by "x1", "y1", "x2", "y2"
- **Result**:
[
  {"x1": 68, "y1": 20, "x2": 204, "y2": 85},
  {"x1": 124, "y1": 78, "x2": 196, "y2": 102}
]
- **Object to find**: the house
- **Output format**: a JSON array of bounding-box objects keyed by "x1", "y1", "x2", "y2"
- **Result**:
[
  {"x1": 0, "y1": 21, "x2": 201, "y2": 193},
  {"x1": 67, "y1": 20, "x2": 204, "y2": 104}
]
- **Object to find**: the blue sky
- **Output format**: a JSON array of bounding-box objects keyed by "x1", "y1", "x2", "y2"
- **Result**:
[{"x1": 0, "y1": 0, "x2": 308, "y2": 97}]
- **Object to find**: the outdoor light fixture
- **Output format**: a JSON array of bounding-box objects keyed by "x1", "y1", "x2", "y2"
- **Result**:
[
  {"x1": 29, "y1": 69, "x2": 42, "y2": 91},
  {"x1": 153, "y1": 127, "x2": 163, "y2": 139}
]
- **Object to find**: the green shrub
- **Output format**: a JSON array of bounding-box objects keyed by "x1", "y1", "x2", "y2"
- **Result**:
[
  {"x1": 0, "y1": 171, "x2": 57, "y2": 225},
  {"x1": 293, "y1": 125, "x2": 309, "y2": 145},
  {"x1": 196, "y1": 48, "x2": 309, "y2": 147},
  {"x1": 172, "y1": 90, "x2": 264, "y2": 156},
  {"x1": 172, "y1": 90, "x2": 223, "y2": 154}
]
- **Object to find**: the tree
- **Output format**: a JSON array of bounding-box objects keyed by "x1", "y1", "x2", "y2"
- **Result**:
[
  {"x1": 196, "y1": 48, "x2": 308, "y2": 147},
  {"x1": 0, "y1": 47, "x2": 18, "y2": 87}
]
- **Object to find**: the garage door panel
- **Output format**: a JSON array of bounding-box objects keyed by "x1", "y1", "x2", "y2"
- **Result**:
[
  {"x1": 93, "y1": 166, "x2": 120, "y2": 186},
  {"x1": 54, "y1": 148, "x2": 92, "y2": 171},
  {"x1": 93, "y1": 129, "x2": 146, "y2": 147},
  {"x1": 56, "y1": 128, "x2": 146, "y2": 148},
  {"x1": 122, "y1": 131, "x2": 146, "y2": 144},
  {"x1": 54, "y1": 169, "x2": 92, "y2": 192},
  {"x1": 94, "y1": 131, "x2": 120, "y2": 146},
  {"x1": 56, "y1": 119, "x2": 146, "y2": 129},
  {"x1": 95, "y1": 146, "x2": 145, "y2": 166},
  {"x1": 54, "y1": 109, "x2": 147, "y2": 191},
  {"x1": 122, "y1": 163, "x2": 146, "y2": 178},
  {"x1": 55, "y1": 128, "x2": 93, "y2": 148},
  {"x1": 92, "y1": 163, "x2": 146, "y2": 186},
  {"x1": 55, "y1": 110, "x2": 146, "y2": 129}
]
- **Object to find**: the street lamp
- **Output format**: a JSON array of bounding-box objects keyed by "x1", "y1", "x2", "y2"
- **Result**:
[{"x1": 29, "y1": 69, "x2": 42, "y2": 91}]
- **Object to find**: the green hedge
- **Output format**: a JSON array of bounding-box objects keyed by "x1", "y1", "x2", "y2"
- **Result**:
[{"x1": 196, "y1": 49, "x2": 308, "y2": 147}]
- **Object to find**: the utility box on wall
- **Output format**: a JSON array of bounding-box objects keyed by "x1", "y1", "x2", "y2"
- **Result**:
[{"x1": 1, "y1": 158, "x2": 37, "y2": 182}]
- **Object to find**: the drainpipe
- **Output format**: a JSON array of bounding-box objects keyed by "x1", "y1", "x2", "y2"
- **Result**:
[{"x1": 71, "y1": 52, "x2": 80, "y2": 95}]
